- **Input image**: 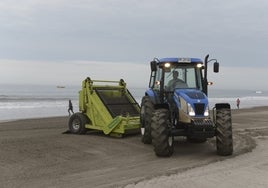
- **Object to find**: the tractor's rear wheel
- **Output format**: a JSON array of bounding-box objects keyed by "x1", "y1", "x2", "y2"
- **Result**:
[
  {"x1": 151, "y1": 109, "x2": 174, "y2": 157},
  {"x1": 216, "y1": 108, "x2": 233, "y2": 156},
  {"x1": 140, "y1": 96, "x2": 154, "y2": 144},
  {"x1": 69, "y1": 113, "x2": 89, "y2": 134}
]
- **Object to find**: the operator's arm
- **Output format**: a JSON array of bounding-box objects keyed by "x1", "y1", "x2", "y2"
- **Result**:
[
  {"x1": 166, "y1": 80, "x2": 174, "y2": 91},
  {"x1": 174, "y1": 79, "x2": 188, "y2": 89}
]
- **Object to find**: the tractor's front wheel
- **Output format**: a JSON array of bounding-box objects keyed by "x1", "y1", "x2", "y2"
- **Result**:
[
  {"x1": 216, "y1": 108, "x2": 233, "y2": 156},
  {"x1": 151, "y1": 109, "x2": 174, "y2": 157},
  {"x1": 69, "y1": 113, "x2": 89, "y2": 134},
  {"x1": 140, "y1": 96, "x2": 154, "y2": 144}
]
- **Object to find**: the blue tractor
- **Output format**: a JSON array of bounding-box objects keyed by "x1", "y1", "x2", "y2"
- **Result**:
[{"x1": 140, "y1": 55, "x2": 233, "y2": 157}]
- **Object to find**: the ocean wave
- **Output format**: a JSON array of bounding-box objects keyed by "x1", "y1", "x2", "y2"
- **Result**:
[
  {"x1": 1, "y1": 88, "x2": 268, "y2": 121},
  {"x1": 0, "y1": 100, "x2": 78, "y2": 109},
  {"x1": 208, "y1": 96, "x2": 268, "y2": 109},
  {"x1": 0, "y1": 96, "x2": 75, "y2": 102},
  {"x1": 209, "y1": 96, "x2": 268, "y2": 102}
]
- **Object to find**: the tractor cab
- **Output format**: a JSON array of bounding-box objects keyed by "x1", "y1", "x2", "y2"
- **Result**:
[
  {"x1": 148, "y1": 58, "x2": 208, "y2": 108},
  {"x1": 149, "y1": 58, "x2": 205, "y2": 94}
]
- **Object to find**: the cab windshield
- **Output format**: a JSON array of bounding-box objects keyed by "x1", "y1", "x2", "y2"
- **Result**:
[{"x1": 164, "y1": 65, "x2": 203, "y2": 91}]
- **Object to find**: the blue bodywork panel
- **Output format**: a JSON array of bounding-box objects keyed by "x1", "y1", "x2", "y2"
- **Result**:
[
  {"x1": 145, "y1": 88, "x2": 160, "y2": 104},
  {"x1": 145, "y1": 88, "x2": 208, "y2": 118},
  {"x1": 174, "y1": 89, "x2": 209, "y2": 117}
]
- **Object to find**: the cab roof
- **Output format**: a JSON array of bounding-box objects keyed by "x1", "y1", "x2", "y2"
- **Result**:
[{"x1": 158, "y1": 57, "x2": 203, "y2": 64}]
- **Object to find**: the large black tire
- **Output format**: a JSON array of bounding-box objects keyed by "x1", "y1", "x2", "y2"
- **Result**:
[
  {"x1": 216, "y1": 108, "x2": 233, "y2": 156},
  {"x1": 68, "y1": 113, "x2": 89, "y2": 134},
  {"x1": 140, "y1": 96, "x2": 154, "y2": 144},
  {"x1": 151, "y1": 109, "x2": 174, "y2": 157}
]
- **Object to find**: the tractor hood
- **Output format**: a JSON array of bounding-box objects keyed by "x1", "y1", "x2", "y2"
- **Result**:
[
  {"x1": 174, "y1": 89, "x2": 209, "y2": 117},
  {"x1": 174, "y1": 89, "x2": 207, "y2": 101}
]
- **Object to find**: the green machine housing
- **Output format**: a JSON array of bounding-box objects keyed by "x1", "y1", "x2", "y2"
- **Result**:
[{"x1": 68, "y1": 77, "x2": 141, "y2": 137}]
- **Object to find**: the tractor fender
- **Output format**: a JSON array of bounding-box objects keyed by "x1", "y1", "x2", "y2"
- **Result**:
[
  {"x1": 215, "y1": 103, "x2": 231, "y2": 110},
  {"x1": 145, "y1": 89, "x2": 161, "y2": 105},
  {"x1": 212, "y1": 103, "x2": 231, "y2": 124}
]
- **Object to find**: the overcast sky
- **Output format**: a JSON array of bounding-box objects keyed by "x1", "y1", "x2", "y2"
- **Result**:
[{"x1": 0, "y1": 0, "x2": 268, "y2": 90}]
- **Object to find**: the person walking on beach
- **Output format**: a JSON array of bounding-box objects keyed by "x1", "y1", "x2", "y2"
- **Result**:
[
  {"x1": 236, "y1": 98, "x2": 240, "y2": 109},
  {"x1": 68, "y1": 100, "x2": 74, "y2": 116}
]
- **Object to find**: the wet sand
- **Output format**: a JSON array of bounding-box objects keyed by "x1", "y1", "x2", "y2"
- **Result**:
[
  {"x1": 127, "y1": 107, "x2": 268, "y2": 188},
  {"x1": 0, "y1": 107, "x2": 267, "y2": 188}
]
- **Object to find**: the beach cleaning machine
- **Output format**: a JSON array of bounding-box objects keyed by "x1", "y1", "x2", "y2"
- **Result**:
[{"x1": 68, "y1": 77, "x2": 140, "y2": 137}]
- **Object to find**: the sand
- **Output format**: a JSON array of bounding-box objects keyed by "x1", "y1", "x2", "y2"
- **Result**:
[{"x1": 0, "y1": 107, "x2": 268, "y2": 188}]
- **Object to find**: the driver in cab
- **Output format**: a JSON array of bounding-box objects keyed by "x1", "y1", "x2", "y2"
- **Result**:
[{"x1": 166, "y1": 70, "x2": 188, "y2": 91}]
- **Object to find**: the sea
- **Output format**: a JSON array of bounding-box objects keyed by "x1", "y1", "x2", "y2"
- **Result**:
[{"x1": 0, "y1": 84, "x2": 268, "y2": 121}]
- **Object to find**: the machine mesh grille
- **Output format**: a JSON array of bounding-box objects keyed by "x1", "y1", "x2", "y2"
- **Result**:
[{"x1": 95, "y1": 89, "x2": 140, "y2": 118}]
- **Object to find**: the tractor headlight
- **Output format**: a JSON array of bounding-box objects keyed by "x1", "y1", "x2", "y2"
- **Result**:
[
  {"x1": 164, "y1": 63, "x2": 171, "y2": 68},
  {"x1": 204, "y1": 106, "x2": 209, "y2": 116},
  {"x1": 197, "y1": 63, "x2": 203, "y2": 68},
  {"x1": 187, "y1": 103, "x2": 195, "y2": 116}
]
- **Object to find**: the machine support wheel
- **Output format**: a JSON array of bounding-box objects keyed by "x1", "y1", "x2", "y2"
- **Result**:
[
  {"x1": 69, "y1": 113, "x2": 88, "y2": 134},
  {"x1": 140, "y1": 96, "x2": 154, "y2": 144},
  {"x1": 216, "y1": 108, "x2": 233, "y2": 156},
  {"x1": 151, "y1": 109, "x2": 174, "y2": 157}
]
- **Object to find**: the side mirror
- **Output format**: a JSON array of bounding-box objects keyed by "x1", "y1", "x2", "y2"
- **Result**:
[
  {"x1": 213, "y1": 62, "x2": 219, "y2": 73},
  {"x1": 150, "y1": 61, "x2": 157, "y2": 72}
]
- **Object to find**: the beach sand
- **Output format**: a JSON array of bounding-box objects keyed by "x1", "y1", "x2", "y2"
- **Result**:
[{"x1": 0, "y1": 107, "x2": 268, "y2": 188}]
